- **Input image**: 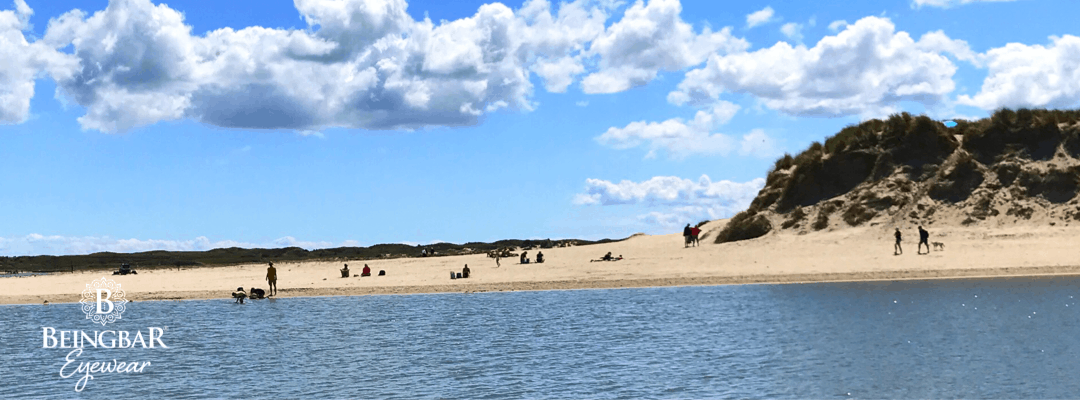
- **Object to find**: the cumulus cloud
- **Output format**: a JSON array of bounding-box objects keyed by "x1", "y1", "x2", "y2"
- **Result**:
[
  {"x1": 573, "y1": 175, "x2": 765, "y2": 227},
  {"x1": 828, "y1": 20, "x2": 848, "y2": 32},
  {"x1": 0, "y1": 1, "x2": 78, "y2": 124},
  {"x1": 745, "y1": 6, "x2": 775, "y2": 29},
  {"x1": 0, "y1": 233, "x2": 351, "y2": 256},
  {"x1": 595, "y1": 101, "x2": 744, "y2": 158},
  {"x1": 22, "y1": 0, "x2": 624, "y2": 132},
  {"x1": 580, "y1": 0, "x2": 748, "y2": 94},
  {"x1": 912, "y1": 0, "x2": 1018, "y2": 8},
  {"x1": 780, "y1": 22, "x2": 803, "y2": 43},
  {"x1": 958, "y1": 35, "x2": 1080, "y2": 110},
  {"x1": 668, "y1": 16, "x2": 963, "y2": 117}
]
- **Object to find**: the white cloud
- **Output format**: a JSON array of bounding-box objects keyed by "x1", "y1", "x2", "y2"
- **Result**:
[
  {"x1": 575, "y1": 100, "x2": 589, "y2": 107},
  {"x1": 958, "y1": 35, "x2": 1080, "y2": 110},
  {"x1": 0, "y1": 234, "x2": 357, "y2": 256},
  {"x1": 595, "y1": 101, "x2": 745, "y2": 158},
  {"x1": 780, "y1": 22, "x2": 803, "y2": 43},
  {"x1": 581, "y1": 0, "x2": 748, "y2": 94},
  {"x1": 828, "y1": 20, "x2": 848, "y2": 32},
  {"x1": 25, "y1": 0, "x2": 622, "y2": 132},
  {"x1": 668, "y1": 16, "x2": 961, "y2": 117},
  {"x1": 0, "y1": 1, "x2": 78, "y2": 124},
  {"x1": 745, "y1": 6, "x2": 775, "y2": 29},
  {"x1": 916, "y1": 30, "x2": 981, "y2": 66},
  {"x1": 574, "y1": 175, "x2": 766, "y2": 227},
  {"x1": 912, "y1": 0, "x2": 1018, "y2": 8},
  {"x1": 532, "y1": 56, "x2": 586, "y2": 93}
]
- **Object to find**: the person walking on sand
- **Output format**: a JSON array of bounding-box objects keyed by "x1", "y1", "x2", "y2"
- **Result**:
[
  {"x1": 495, "y1": 256, "x2": 501, "y2": 268},
  {"x1": 683, "y1": 224, "x2": 692, "y2": 248},
  {"x1": 894, "y1": 228, "x2": 903, "y2": 255},
  {"x1": 918, "y1": 226, "x2": 930, "y2": 255},
  {"x1": 266, "y1": 262, "x2": 278, "y2": 296}
]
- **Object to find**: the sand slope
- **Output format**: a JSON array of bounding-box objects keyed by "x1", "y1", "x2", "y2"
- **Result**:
[{"x1": 3, "y1": 221, "x2": 1078, "y2": 305}]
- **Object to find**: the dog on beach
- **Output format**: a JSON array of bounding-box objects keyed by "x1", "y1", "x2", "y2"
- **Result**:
[{"x1": 932, "y1": 242, "x2": 945, "y2": 251}]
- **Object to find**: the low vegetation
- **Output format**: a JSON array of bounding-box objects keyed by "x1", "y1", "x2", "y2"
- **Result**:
[
  {"x1": 0, "y1": 238, "x2": 622, "y2": 274},
  {"x1": 715, "y1": 108, "x2": 1080, "y2": 243}
]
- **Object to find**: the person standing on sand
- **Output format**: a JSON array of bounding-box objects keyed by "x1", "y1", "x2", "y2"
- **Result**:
[
  {"x1": 683, "y1": 224, "x2": 692, "y2": 248},
  {"x1": 894, "y1": 228, "x2": 902, "y2": 255},
  {"x1": 266, "y1": 262, "x2": 278, "y2": 296},
  {"x1": 918, "y1": 226, "x2": 930, "y2": 255},
  {"x1": 495, "y1": 256, "x2": 500, "y2": 268}
]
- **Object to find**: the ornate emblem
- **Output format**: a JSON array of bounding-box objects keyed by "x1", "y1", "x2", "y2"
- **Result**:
[{"x1": 79, "y1": 277, "x2": 128, "y2": 326}]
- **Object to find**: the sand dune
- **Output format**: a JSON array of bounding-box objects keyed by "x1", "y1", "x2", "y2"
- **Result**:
[{"x1": 3, "y1": 220, "x2": 1078, "y2": 305}]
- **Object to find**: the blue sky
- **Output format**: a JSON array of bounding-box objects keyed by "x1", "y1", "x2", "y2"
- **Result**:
[{"x1": 1, "y1": 0, "x2": 1078, "y2": 255}]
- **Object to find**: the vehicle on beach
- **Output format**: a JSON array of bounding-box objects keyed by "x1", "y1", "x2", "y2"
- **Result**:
[{"x1": 113, "y1": 263, "x2": 137, "y2": 275}]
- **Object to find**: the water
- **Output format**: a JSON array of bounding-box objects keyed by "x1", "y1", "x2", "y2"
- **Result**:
[{"x1": 2, "y1": 278, "x2": 1079, "y2": 398}]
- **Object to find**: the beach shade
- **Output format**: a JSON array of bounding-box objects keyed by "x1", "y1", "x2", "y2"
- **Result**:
[{"x1": 944, "y1": 120, "x2": 958, "y2": 128}]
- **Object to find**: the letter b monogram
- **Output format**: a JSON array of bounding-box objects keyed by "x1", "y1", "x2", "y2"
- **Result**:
[{"x1": 97, "y1": 289, "x2": 114, "y2": 314}]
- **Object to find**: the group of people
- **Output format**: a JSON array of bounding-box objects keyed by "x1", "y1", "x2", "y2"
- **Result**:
[
  {"x1": 683, "y1": 224, "x2": 701, "y2": 248},
  {"x1": 232, "y1": 261, "x2": 279, "y2": 303},
  {"x1": 519, "y1": 251, "x2": 544, "y2": 264},
  {"x1": 232, "y1": 286, "x2": 268, "y2": 304},
  {"x1": 591, "y1": 252, "x2": 623, "y2": 262},
  {"x1": 894, "y1": 226, "x2": 932, "y2": 255},
  {"x1": 341, "y1": 264, "x2": 379, "y2": 277}
]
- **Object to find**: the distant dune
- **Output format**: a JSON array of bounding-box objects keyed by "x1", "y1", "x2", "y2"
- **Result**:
[{"x1": 717, "y1": 109, "x2": 1080, "y2": 242}]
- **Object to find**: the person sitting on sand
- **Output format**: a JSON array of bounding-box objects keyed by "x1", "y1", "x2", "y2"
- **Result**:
[
  {"x1": 918, "y1": 226, "x2": 930, "y2": 255},
  {"x1": 249, "y1": 287, "x2": 266, "y2": 299},
  {"x1": 266, "y1": 262, "x2": 278, "y2": 296},
  {"x1": 520, "y1": 251, "x2": 529, "y2": 264},
  {"x1": 536, "y1": 252, "x2": 544, "y2": 264},
  {"x1": 340, "y1": 264, "x2": 350, "y2": 278},
  {"x1": 894, "y1": 228, "x2": 903, "y2": 255},
  {"x1": 462, "y1": 264, "x2": 470, "y2": 279},
  {"x1": 361, "y1": 264, "x2": 371, "y2": 277},
  {"x1": 233, "y1": 287, "x2": 247, "y2": 304}
]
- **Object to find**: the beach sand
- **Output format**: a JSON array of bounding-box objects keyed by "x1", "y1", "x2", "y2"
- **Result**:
[{"x1": 3, "y1": 220, "x2": 1078, "y2": 305}]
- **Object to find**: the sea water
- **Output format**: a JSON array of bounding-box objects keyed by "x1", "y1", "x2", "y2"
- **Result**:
[{"x1": 2, "y1": 278, "x2": 1078, "y2": 398}]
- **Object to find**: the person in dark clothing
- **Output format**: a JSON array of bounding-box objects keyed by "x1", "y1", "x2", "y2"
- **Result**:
[
  {"x1": 249, "y1": 288, "x2": 266, "y2": 299},
  {"x1": 462, "y1": 264, "x2": 470, "y2": 279},
  {"x1": 683, "y1": 224, "x2": 692, "y2": 248},
  {"x1": 536, "y1": 252, "x2": 544, "y2": 263},
  {"x1": 894, "y1": 228, "x2": 902, "y2": 255},
  {"x1": 918, "y1": 226, "x2": 930, "y2": 254},
  {"x1": 520, "y1": 251, "x2": 529, "y2": 264}
]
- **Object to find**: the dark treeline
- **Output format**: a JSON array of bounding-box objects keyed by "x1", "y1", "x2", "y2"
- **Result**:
[{"x1": 1, "y1": 238, "x2": 622, "y2": 273}]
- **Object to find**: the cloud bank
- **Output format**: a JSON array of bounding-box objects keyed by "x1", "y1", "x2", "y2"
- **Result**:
[
  {"x1": 574, "y1": 175, "x2": 765, "y2": 228},
  {"x1": 1, "y1": 0, "x2": 1072, "y2": 134}
]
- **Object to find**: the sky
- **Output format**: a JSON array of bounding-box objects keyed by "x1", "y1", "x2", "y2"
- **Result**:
[{"x1": 1, "y1": 0, "x2": 1078, "y2": 256}]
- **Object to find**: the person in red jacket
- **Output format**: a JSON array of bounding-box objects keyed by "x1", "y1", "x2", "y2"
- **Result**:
[
  {"x1": 689, "y1": 226, "x2": 701, "y2": 247},
  {"x1": 361, "y1": 264, "x2": 371, "y2": 277}
]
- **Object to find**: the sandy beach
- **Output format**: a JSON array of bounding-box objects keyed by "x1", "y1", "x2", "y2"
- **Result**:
[{"x1": 3, "y1": 220, "x2": 1078, "y2": 305}]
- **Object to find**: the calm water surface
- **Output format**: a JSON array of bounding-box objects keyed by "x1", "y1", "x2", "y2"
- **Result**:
[{"x1": 2, "y1": 278, "x2": 1079, "y2": 398}]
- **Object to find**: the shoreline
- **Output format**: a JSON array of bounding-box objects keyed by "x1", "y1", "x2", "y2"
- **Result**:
[{"x1": 6, "y1": 264, "x2": 1080, "y2": 305}]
